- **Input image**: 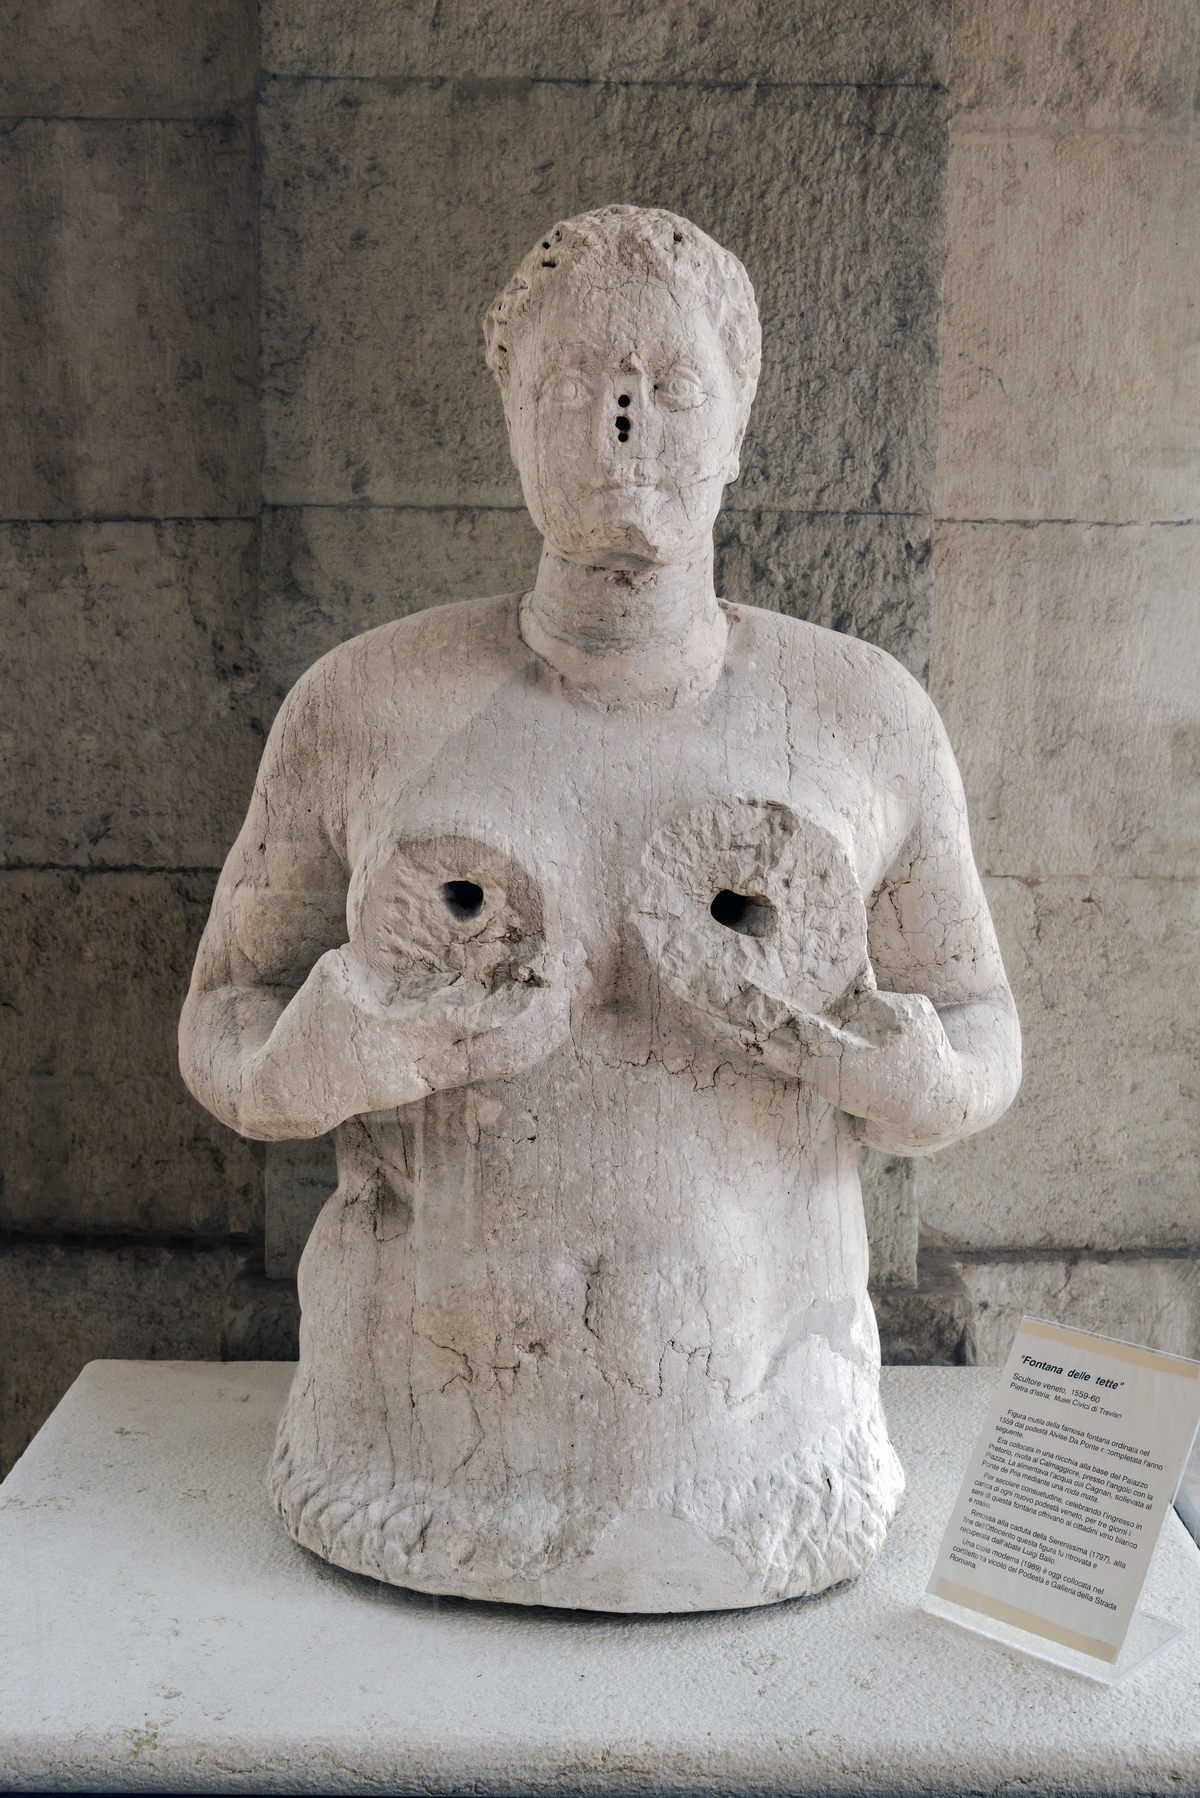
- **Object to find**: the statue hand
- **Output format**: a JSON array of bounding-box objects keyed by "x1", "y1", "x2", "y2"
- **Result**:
[
  {"x1": 243, "y1": 941, "x2": 588, "y2": 1135},
  {"x1": 395, "y1": 941, "x2": 589, "y2": 1100},
  {"x1": 761, "y1": 989, "x2": 978, "y2": 1149},
  {"x1": 768, "y1": 986, "x2": 944, "y2": 1067}
]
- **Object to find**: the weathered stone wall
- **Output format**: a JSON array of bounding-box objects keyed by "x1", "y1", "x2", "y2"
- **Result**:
[
  {"x1": 0, "y1": 0, "x2": 284, "y2": 1472},
  {"x1": 1, "y1": 1, "x2": 1195, "y2": 1476},
  {"x1": 914, "y1": 1, "x2": 1200, "y2": 1364}
]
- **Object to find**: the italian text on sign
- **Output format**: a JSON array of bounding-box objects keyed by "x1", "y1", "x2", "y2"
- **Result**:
[{"x1": 928, "y1": 1318, "x2": 1200, "y2": 1663}]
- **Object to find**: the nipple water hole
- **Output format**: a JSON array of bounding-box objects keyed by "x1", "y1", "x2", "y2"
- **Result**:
[
  {"x1": 711, "y1": 890, "x2": 776, "y2": 938},
  {"x1": 442, "y1": 880, "x2": 484, "y2": 921}
]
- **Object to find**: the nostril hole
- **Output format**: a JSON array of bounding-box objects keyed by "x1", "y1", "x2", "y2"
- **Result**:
[
  {"x1": 710, "y1": 890, "x2": 776, "y2": 938},
  {"x1": 442, "y1": 880, "x2": 484, "y2": 921},
  {"x1": 617, "y1": 394, "x2": 631, "y2": 407}
]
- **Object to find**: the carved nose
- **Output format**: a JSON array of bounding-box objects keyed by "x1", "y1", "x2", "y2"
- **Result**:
[{"x1": 615, "y1": 393, "x2": 632, "y2": 443}]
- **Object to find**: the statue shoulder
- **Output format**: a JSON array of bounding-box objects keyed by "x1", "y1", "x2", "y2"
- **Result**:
[
  {"x1": 275, "y1": 592, "x2": 524, "y2": 726},
  {"x1": 725, "y1": 603, "x2": 934, "y2": 731}
]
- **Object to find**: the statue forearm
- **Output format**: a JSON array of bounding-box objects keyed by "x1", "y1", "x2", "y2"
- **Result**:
[
  {"x1": 180, "y1": 961, "x2": 446, "y2": 1143},
  {"x1": 176, "y1": 978, "x2": 361, "y2": 1143},
  {"x1": 180, "y1": 943, "x2": 589, "y2": 1142},
  {"x1": 179, "y1": 985, "x2": 302, "y2": 1141},
  {"x1": 767, "y1": 993, "x2": 1022, "y2": 1156}
]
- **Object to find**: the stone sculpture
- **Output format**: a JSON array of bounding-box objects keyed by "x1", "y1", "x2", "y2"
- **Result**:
[{"x1": 180, "y1": 206, "x2": 1021, "y2": 1612}]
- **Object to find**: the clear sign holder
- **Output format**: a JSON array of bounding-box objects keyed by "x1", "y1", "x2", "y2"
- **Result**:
[
  {"x1": 922, "y1": 1587, "x2": 1181, "y2": 1686},
  {"x1": 923, "y1": 1318, "x2": 1200, "y2": 1685}
]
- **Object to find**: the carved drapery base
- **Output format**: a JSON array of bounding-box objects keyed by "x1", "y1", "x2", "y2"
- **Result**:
[{"x1": 268, "y1": 1367, "x2": 904, "y2": 1613}]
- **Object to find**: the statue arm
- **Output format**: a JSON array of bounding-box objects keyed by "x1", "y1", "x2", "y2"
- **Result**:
[
  {"x1": 764, "y1": 692, "x2": 1021, "y2": 1155},
  {"x1": 180, "y1": 654, "x2": 586, "y2": 1142},
  {"x1": 766, "y1": 988, "x2": 1021, "y2": 1156},
  {"x1": 178, "y1": 664, "x2": 367, "y2": 1140}
]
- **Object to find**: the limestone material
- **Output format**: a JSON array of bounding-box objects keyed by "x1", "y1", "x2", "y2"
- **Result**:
[
  {"x1": 258, "y1": 505, "x2": 930, "y2": 1292},
  {"x1": 260, "y1": 80, "x2": 944, "y2": 513},
  {"x1": 1, "y1": 522, "x2": 261, "y2": 868},
  {"x1": 714, "y1": 508, "x2": 931, "y2": 683},
  {"x1": 931, "y1": 522, "x2": 1200, "y2": 882},
  {"x1": 261, "y1": 0, "x2": 950, "y2": 84},
  {"x1": 859, "y1": 1149, "x2": 919, "y2": 1290},
  {"x1": 937, "y1": 126, "x2": 1200, "y2": 524},
  {"x1": 2, "y1": 1361, "x2": 1199, "y2": 1794},
  {"x1": 916, "y1": 877, "x2": 1200, "y2": 1253},
  {"x1": 184, "y1": 208, "x2": 1018, "y2": 1610},
  {"x1": 872, "y1": 1251, "x2": 973, "y2": 1363},
  {"x1": 263, "y1": 1134, "x2": 338, "y2": 1280},
  {"x1": 258, "y1": 503, "x2": 929, "y2": 1292},
  {"x1": 0, "y1": 872, "x2": 261, "y2": 1237},
  {"x1": 262, "y1": 0, "x2": 949, "y2": 86},
  {"x1": 0, "y1": 119, "x2": 257, "y2": 520},
  {"x1": 0, "y1": 1251, "x2": 297, "y2": 1479},
  {"x1": 260, "y1": 1137, "x2": 922, "y2": 1295},
  {"x1": 950, "y1": 0, "x2": 1200, "y2": 127},
  {"x1": 954, "y1": 1254, "x2": 1200, "y2": 1368},
  {"x1": 0, "y1": 0, "x2": 255, "y2": 117}
]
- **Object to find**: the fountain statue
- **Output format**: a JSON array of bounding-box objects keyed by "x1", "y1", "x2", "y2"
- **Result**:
[{"x1": 180, "y1": 205, "x2": 1020, "y2": 1610}]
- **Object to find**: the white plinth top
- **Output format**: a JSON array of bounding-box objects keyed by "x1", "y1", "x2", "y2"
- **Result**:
[{"x1": 2, "y1": 1362, "x2": 1198, "y2": 1794}]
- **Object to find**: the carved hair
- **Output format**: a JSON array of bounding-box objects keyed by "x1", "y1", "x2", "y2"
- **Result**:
[{"x1": 484, "y1": 205, "x2": 762, "y2": 406}]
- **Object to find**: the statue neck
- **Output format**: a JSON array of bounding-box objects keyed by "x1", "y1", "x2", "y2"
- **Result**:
[{"x1": 520, "y1": 544, "x2": 728, "y2": 706}]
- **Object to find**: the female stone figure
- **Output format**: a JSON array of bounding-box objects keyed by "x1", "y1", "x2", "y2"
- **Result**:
[{"x1": 180, "y1": 206, "x2": 1020, "y2": 1611}]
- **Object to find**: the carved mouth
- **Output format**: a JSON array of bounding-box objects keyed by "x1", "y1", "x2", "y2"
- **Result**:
[{"x1": 596, "y1": 467, "x2": 659, "y2": 492}]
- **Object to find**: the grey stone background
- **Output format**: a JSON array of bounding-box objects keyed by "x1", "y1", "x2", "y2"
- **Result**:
[{"x1": 1, "y1": 0, "x2": 1196, "y2": 1475}]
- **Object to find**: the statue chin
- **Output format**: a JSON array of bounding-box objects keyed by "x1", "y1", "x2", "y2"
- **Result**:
[
  {"x1": 535, "y1": 508, "x2": 680, "y2": 572},
  {"x1": 534, "y1": 484, "x2": 726, "y2": 574}
]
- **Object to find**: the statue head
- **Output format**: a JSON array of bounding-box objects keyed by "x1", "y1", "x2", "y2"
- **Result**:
[{"x1": 484, "y1": 206, "x2": 761, "y2": 570}]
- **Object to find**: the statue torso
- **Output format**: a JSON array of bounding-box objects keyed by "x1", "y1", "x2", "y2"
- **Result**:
[{"x1": 271, "y1": 592, "x2": 912, "y2": 1607}]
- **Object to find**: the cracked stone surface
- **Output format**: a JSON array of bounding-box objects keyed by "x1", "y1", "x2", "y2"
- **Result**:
[{"x1": 182, "y1": 208, "x2": 1019, "y2": 1610}]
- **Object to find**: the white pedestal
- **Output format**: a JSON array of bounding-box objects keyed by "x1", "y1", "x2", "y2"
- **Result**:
[{"x1": 1, "y1": 1362, "x2": 1198, "y2": 1794}]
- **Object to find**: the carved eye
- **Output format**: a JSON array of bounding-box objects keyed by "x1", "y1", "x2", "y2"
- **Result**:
[
  {"x1": 542, "y1": 371, "x2": 589, "y2": 406},
  {"x1": 656, "y1": 369, "x2": 707, "y2": 410}
]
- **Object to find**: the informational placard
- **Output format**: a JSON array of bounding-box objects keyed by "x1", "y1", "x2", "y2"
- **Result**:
[{"x1": 928, "y1": 1318, "x2": 1200, "y2": 1667}]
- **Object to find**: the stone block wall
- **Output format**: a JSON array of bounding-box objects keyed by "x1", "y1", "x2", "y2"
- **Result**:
[
  {"x1": 914, "y1": 1, "x2": 1200, "y2": 1366},
  {"x1": 0, "y1": 0, "x2": 283, "y2": 1473},
  {"x1": 1, "y1": 0, "x2": 1196, "y2": 1474}
]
